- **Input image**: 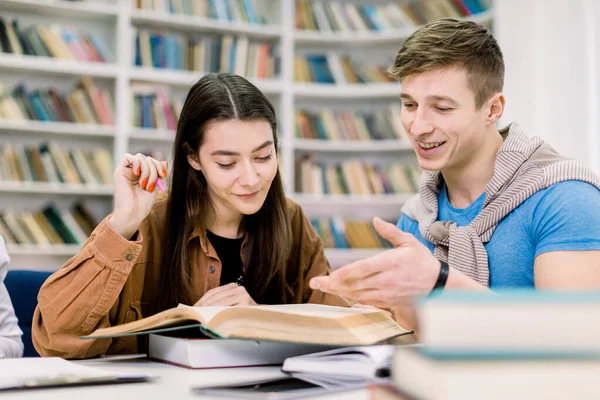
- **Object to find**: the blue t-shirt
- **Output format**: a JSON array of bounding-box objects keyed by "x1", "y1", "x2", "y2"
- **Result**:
[{"x1": 398, "y1": 180, "x2": 600, "y2": 288}]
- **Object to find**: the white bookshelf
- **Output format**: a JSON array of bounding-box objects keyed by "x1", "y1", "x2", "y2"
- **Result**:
[
  {"x1": 325, "y1": 248, "x2": 390, "y2": 269},
  {"x1": 6, "y1": 243, "x2": 81, "y2": 257},
  {"x1": 293, "y1": 82, "x2": 400, "y2": 99},
  {"x1": 130, "y1": 8, "x2": 283, "y2": 39},
  {"x1": 0, "y1": 0, "x2": 494, "y2": 270},
  {"x1": 292, "y1": 138, "x2": 413, "y2": 152},
  {"x1": 0, "y1": 182, "x2": 113, "y2": 196},
  {"x1": 0, "y1": 53, "x2": 120, "y2": 77},
  {"x1": 294, "y1": 9, "x2": 494, "y2": 45},
  {"x1": 0, "y1": 121, "x2": 115, "y2": 138},
  {"x1": 0, "y1": 0, "x2": 119, "y2": 18},
  {"x1": 128, "y1": 128, "x2": 175, "y2": 143},
  {"x1": 130, "y1": 66, "x2": 283, "y2": 94}
]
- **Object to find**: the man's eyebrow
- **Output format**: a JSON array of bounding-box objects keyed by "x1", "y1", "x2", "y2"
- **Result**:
[
  {"x1": 427, "y1": 95, "x2": 459, "y2": 105},
  {"x1": 210, "y1": 140, "x2": 273, "y2": 156},
  {"x1": 399, "y1": 93, "x2": 459, "y2": 106}
]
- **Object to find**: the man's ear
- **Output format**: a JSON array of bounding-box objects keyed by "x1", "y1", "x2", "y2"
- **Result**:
[
  {"x1": 184, "y1": 143, "x2": 202, "y2": 171},
  {"x1": 486, "y1": 92, "x2": 505, "y2": 125}
]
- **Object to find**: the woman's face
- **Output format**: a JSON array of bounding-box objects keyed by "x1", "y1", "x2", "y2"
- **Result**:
[{"x1": 188, "y1": 119, "x2": 279, "y2": 219}]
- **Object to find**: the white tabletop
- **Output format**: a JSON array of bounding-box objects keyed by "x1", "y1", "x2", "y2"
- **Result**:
[{"x1": 1, "y1": 355, "x2": 372, "y2": 400}]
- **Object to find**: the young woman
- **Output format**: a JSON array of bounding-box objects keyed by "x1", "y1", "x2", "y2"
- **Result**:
[{"x1": 32, "y1": 73, "x2": 349, "y2": 359}]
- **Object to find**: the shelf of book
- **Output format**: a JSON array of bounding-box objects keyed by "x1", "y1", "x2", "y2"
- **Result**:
[
  {"x1": 129, "y1": 67, "x2": 282, "y2": 94},
  {"x1": 130, "y1": 9, "x2": 283, "y2": 39},
  {"x1": 0, "y1": 121, "x2": 115, "y2": 138},
  {"x1": 293, "y1": 83, "x2": 400, "y2": 99},
  {"x1": 0, "y1": 54, "x2": 119, "y2": 78},
  {"x1": 293, "y1": 138, "x2": 412, "y2": 153},
  {"x1": 293, "y1": 10, "x2": 495, "y2": 45},
  {"x1": 0, "y1": 0, "x2": 495, "y2": 271},
  {"x1": 325, "y1": 248, "x2": 388, "y2": 269},
  {"x1": 0, "y1": 182, "x2": 113, "y2": 196},
  {"x1": 0, "y1": 0, "x2": 119, "y2": 19},
  {"x1": 6, "y1": 244, "x2": 81, "y2": 257}
]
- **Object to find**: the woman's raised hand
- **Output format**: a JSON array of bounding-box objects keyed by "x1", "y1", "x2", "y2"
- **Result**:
[{"x1": 108, "y1": 153, "x2": 168, "y2": 239}]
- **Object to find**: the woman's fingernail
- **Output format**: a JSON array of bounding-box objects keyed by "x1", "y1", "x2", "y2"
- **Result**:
[
  {"x1": 136, "y1": 167, "x2": 141, "y2": 176},
  {"x1": 147, "y1": 183, "x2": 155, "y2": 192},
  {"x1": 141, "y1": 178, "x2": 148, "y2": 188},
  {"x1": 161, "y1": 169, "x2": 167, "y2": 177}
]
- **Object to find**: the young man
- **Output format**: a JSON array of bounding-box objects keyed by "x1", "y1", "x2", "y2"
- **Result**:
[
  {"x1": 310, "y1": 18, "x2": 600, "y2": 329},
  {"x1": 0, "y1": 235, "x2": 23, "y2": 358}
]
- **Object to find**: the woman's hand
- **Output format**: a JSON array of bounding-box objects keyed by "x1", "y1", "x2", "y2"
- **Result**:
[
  {"x1": 194, "y1": 283, "x2": 258, "y2": 306},
  {"x1": 108, "y1": 153, "x2": 168, "y2": 239}
]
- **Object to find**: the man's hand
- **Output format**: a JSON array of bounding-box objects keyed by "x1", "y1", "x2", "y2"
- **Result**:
[
  {"x1": 194, "y1": 283, "x2": 257, "y2": 307},
  {"x1": 309, "y1": 217, "x2": 441, "y2": 309}
]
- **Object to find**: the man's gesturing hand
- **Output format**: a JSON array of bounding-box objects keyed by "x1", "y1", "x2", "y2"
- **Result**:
[{"x1": 309, "y1": 217, "x2": 441, "y2": 309}]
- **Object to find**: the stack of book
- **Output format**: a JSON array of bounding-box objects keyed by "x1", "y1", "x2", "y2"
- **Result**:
[
  {"x1": 311, "y1": 217, "x2": 394, "y2": 249},
  {"x1": 0, "y1": 78, "x2": 114, "y2": 125},
  {"x1": 0, "y1": 18, "x2": 111, "y2": 62},
  {"x1": 0, "y1": 202, "x2": 101, "y2": 246},
  {"x1": 132, "y1": 85, "x2": 182, "y2": 131},
  {"x1": 295, "y1": 157, "x2": 420, "y2": 195},
  {"x1": 391, "y1": 290, "x2": 600, "y2": 399},
  {"x1": 134, "y1": 0, "x2": 268, "y2": 25},
  {"x1": 0, "y1": 142, "x2": 113, "y2": 186},
  {"x1": 134, "y1": 30, "x2": 280, "y2": 78},
  {"x1": 296, "y1": 104, "x2": 406, "y2": 141},
  {"x1": 295, "y1": 0, "x2": 490, "y2": 32},
  {"x1": 295, "y1": 53, "x2": 394, "y2": 84}
]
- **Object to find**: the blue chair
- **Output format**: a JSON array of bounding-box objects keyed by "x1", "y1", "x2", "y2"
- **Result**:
[{"x1": 4, "y1": 270, "x2": 52, "y2": 357}]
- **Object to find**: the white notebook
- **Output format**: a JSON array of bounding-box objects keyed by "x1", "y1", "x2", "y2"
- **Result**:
[{"x1": 0, "y1": 357, "x2": 152, "y2": 391}]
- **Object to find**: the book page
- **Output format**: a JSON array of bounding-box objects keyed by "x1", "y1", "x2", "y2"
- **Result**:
[
  {"x1": 177, "y1": 304, "x2": 229, "y2": 322},
  {"x1": 179, "y1": 303, "x2": 375, "y2": 323},
  {"x1": 288, "y1": 345, "x2": 395, "y2": 366},
  {"x1": 242, "y1": 304, "x2": 377, "y2": 318}
]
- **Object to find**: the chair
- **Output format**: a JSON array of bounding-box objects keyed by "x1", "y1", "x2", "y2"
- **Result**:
[{"x1": 4, "y1": 270, "x2": 52, "y2": 357}]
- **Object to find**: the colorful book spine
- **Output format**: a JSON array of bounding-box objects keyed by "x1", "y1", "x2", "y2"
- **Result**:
[{"x1": 295, "y1": 156, "x2": 421, "y2": 196}]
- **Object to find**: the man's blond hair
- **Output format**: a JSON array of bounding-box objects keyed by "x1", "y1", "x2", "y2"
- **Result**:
[{"x1": 388, "y1": 18, "x2": 504, "y2": 109}]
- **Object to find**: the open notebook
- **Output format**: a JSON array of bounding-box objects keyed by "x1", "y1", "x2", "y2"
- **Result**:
[
  {"x1": 0, "y1": 358, "x2": 153, "y2": 391},
  {"x1": 82, "y1": 303, "x2": 412, "y2": 346}
]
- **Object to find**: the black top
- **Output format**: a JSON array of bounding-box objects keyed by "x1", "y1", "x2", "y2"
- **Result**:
[{"x1": 206, "y1": 230, "x2": 244, "y2": 286}]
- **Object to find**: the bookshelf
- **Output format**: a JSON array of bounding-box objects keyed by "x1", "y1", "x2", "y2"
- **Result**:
[{"x1": 0, "y1": 0, "x2": 494, "y2": 270}]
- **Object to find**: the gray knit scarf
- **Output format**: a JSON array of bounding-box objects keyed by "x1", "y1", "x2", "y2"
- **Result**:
[{"x1": 402, "y1": 123, "x2": 600, "y2": 286}]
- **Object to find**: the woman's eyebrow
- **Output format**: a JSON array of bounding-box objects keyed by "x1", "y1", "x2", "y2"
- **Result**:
[{"x1": 210, "y1": 140, "x2": 273, "y2": 156}]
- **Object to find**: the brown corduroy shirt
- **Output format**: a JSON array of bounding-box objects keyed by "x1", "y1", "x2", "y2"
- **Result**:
[{"x1": 32, "y1": 195, "x2": 349, "y2": 359}]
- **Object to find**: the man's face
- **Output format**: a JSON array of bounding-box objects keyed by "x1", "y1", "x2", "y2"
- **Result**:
[{"x1": 400, "y1": 67, "x2": 491, "y2": 173}]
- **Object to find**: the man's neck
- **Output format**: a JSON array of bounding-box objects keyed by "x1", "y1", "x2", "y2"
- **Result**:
[{"x1": 443, "y1": 129, "x2": 504, "y2": 208}]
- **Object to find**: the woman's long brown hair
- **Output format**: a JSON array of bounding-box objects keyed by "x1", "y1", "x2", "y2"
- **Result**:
[{"x1": 158, "y1": 73, "x2": 292, "y2": 310}]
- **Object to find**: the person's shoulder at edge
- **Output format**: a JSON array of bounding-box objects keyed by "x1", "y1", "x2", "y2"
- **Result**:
[
  {"x1": 522, "y1": 180, "x2": 600, "y2": 249},
  {"x1": 524, "y1": 179, "x2": 600, "y2": 223}
]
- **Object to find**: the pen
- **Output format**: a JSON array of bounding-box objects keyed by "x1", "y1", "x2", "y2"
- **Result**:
[{"x1": 155, "y1": 178, "x2": 166, "y2": 192}]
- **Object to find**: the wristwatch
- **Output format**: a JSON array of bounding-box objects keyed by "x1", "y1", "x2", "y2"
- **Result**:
[{"x1": 431, "y1": 260, "x2": 449, "y2": 292}]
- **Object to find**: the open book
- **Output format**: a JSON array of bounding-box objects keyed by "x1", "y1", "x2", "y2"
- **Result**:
[
  {"x1": 282, "y1": 345, "x2": 398, "y2": 389},
  {"x1": 82, "y1": 304, "x2": 412, "y2": 346}
]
